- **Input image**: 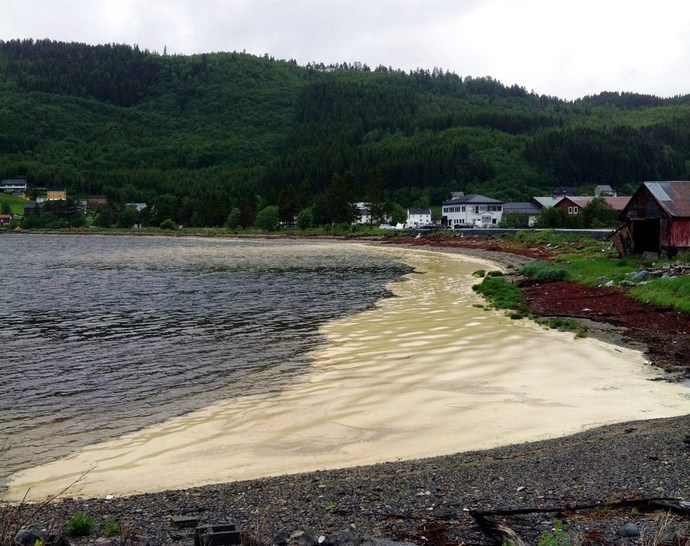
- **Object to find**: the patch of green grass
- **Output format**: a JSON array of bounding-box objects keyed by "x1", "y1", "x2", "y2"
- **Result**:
[
  {"x1": 538, "y1": 519, "x2": 570, "y2": 546},
  {"x1": 536, "y1": 317, "x2": 588, "y2": 338},
  {"x1": 550, "y1": 253, "x2": 649, "y2": 285},
  {"x1": 0, "y1": 193, "x2": 27, "y2": 216},
  {"x1": 65, "y1": 513, "x2": 94, "y2": 537},
  {"x1": 103, "y1": 521, "x2": 121, "y2": 537},
  {"x1": 519, "y1": 261, "x2": 568, "y2": 282},
  {"x1": 629, "y1": 277, "x2": 690, "y2": 313},
  {"x1": 513, "y1": 229, "x2": 611, "y2": 253},
  {"x1": 472, "y1": 276, "x2": 527, "y2": 315},
  {"x1": 472, "y1": 269, "x2": 486, "y2": 278}
]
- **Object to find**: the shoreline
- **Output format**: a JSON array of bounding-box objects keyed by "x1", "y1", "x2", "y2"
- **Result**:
[
  {"x1": 12, "y1": 414, "x2": 690, "y2": 545},
  {"x1": 7, "y1": 245, "x2": 689, "y2": 502},
  {"x1": 5, "y1": 240, "x2": 690, "y2": 545}
]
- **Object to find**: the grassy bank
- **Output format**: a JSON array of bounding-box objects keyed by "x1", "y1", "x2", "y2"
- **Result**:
[{"x1": 472, "y1": 230, "x2": 690, "y2": 340}]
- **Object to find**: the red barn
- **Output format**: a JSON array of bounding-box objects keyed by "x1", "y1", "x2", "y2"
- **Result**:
[{"x1": 615, "y1": 181, "x2": 690, "y2": 256}]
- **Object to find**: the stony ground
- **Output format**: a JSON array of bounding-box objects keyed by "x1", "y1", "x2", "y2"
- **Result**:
[{"x1": 6, "y1": 235, "x2": 690, "y2": 546}]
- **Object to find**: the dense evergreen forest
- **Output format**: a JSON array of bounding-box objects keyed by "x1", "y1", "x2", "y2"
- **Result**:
[{"x1": 1, "y1": 39, "x2": 690, "y2": 227}]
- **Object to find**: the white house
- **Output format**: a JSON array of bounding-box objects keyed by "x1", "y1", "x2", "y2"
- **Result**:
[
  {"x1": 354, "y1": 202, "x2": 372, "y2": 225},
  {"x1": 406, "y1": 208, "x2": 431, "y2": 228},
  {"x1": 441, "y1": 192, "x2": 503, "y2": 228},
  {"x1": 353, "y1": 202, "x2": 393, "y2": 225},
  {"x1": 594, "y1": 184, "x2": 617, "y2": 197},
  {"x1": 1, "y1": 179, "x2": 27, "y2": 195}
]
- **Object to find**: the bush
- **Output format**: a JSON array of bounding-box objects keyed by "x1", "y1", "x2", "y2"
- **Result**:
[
  {"x1": 254, "y1": 205, "x2": 280, "y2": 231},
  {"x1": 103, "y1": 521, "x2": 120, "y2": 537},
  {"x1": 159, "y1": 218, "x2": 178, "y2": 230},
  {"x1": 65, "y1": 513, "x2": 94, "y2": 537},
  {"x1": 225, "y1": 207, "x2": 241, "y2": 229},
  {"x1": 296, "y1": 207, "x2": 315, "y2": 229}
]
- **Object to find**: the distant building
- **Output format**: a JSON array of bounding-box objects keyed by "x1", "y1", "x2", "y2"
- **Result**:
[
  {"x1": 353, "y1": 202, "x2": 391, "y2": 225},
  {"x1": 125, "y1": 202, "x2": 148, "y2": 212},
  {"x1": 354, "y1": 202, "x2": 371, "y2": 225},
  {"x1": 406, "y1": 208, "x2": 431, "y2": 228},
  {"x1": 0, "y1": 214, "x2": 12, "y2": 226},
  {"x1": 86, "y1": 195, "x2": 108, "y2": 210},
  {"x1": 552, "y1": 187, "x2": 577, "y2": 197},
  {"x1": 1, "y1": 178, "x2": 27, "y2": 195},
  {"x1": 441, "y1": 192, "x2": 503, "y2": 228},
  {"x1": 555, "y1": 196, "x2": 630, "y2": 215},
  {"x1": 46, "y1": 188, "x2": 67, "y2": 201},
  {"x1": 594, "y1": 185, "x2": 617, "y2": 197},
  {"x1": 531, "y1": 196, "x2": 562, "y2": 209},
  {"x1": 502, "y1": 202, "x2": 542, "y2": 227}
]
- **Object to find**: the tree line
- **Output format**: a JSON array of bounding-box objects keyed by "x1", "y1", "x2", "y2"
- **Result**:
[{"x1": 1, "y1": 39, "x2": 690, "y2": 228}]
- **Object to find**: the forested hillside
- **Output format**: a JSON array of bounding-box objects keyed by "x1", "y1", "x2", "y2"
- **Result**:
[{"x1": 1, "y1": 39, "x2": 690, "y2": 227}]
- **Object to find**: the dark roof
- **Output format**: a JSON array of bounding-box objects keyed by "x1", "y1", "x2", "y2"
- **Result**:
[
  {"x1": 443, "y1": 194, "x2": 503, "y2": 205},
  {"x1": 503, "y1": 202, "x2": 541, "y2": 215},
  {"x1": 407, "y1": 208, "x2": 431, "y2": 215},
  {"x1": 643, "y1": 181, "x2": 690, "y2": 217}
]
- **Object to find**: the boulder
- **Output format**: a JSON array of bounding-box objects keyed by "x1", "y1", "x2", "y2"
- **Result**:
[
  {"x1": 15, "y1": 529, "x2": 44, "y2": 546},
  {"x1": 631, "y1": 270, "x2": 651, "y2": 283},
  {"x1": 617, "y1": 522, "x2": 640, "y2": 537}
]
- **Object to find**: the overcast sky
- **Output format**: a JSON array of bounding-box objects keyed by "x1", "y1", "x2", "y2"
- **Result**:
[{"x1": 2, "y1": 0, "x2": 690, "y2": 100}]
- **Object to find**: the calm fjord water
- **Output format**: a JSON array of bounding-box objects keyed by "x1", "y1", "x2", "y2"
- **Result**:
[{"x1": 0, "y1": 234, "x2": 411, "y2": 483}]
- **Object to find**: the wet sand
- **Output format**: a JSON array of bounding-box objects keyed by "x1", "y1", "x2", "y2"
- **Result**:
[{"x1": 5, "y1": 247, "x2": 690, "y2": 502}]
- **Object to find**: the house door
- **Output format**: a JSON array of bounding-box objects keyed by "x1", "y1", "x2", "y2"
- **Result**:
[{"x1": 631, "y1": 219, "x2": 660, "y2": 253}]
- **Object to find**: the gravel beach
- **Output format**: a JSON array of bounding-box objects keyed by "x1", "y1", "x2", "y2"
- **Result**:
[
  {"x1": 9, "y1": 415, "x2": 690, "y2": 545},
  {"x1": 6, "y1": 242, "x2": 690, "y2": 546}
]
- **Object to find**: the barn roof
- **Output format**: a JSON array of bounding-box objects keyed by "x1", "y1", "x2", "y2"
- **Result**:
[
  {"x1": 561, "y1": 196, "x2": 631, "y2": 211},
  {"x1": 643, "y1": 181, "x2": 690, "y2": 217}
]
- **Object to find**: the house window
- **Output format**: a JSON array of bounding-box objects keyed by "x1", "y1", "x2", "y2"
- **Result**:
[{"x1": 461, "y1": 206, "x2": 466, "y2": 212}]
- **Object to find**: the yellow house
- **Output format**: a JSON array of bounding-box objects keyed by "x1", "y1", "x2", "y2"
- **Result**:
[{"x1": 47, "y1": 188, "x2": 67, "y2": 201}]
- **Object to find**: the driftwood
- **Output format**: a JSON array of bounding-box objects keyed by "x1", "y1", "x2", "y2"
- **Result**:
[
  {"x1": 469, "y1": 497, "x2": 690, "y2": 545},
  {"x1": 469, "y1": 510, "x2": 527, "y2": 546}
]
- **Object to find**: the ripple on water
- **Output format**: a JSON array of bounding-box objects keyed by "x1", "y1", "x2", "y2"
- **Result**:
[{"x1": 0, "y1": 235, "x2": 411, "y2": 481}]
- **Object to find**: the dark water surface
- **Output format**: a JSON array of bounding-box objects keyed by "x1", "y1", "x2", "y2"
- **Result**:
[{"x1": 0, "y1": 234, "x2": 411, "y2": 482}]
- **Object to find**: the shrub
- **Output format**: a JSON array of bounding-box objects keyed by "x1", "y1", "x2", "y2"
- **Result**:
[
  {"x1": 159, "y1": 218, "x2": 178, "y2": 230},
  {"x1": 296, "y1": 207, "x2": 314, "y2": 229},
  {"x1": 103, "y1": 521, "x2": 120, "y2": 537},
  {"x1": 65, "y1": 513, "x2": 94, "y2": 537},
  {"x1": 254, "y1": 205, "x2": 280, "y2": 231}
]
